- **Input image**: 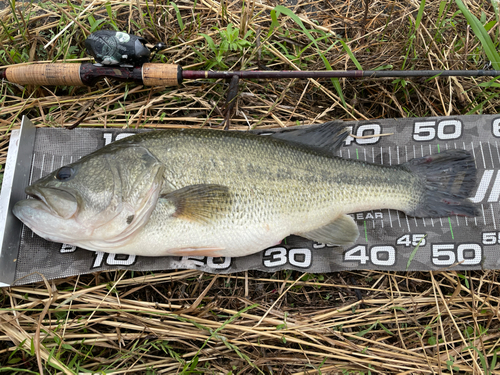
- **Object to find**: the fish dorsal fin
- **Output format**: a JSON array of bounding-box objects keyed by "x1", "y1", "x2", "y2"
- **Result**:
[
  {"x1": 160, "y1": 184, "x2": 231, "y2": 223},
  {"x1": 296, "y1": 214, "x2": 359, "y2": 246},
  {"x1": 252, "y1": 121, "x2": 350, "y2": 154}
]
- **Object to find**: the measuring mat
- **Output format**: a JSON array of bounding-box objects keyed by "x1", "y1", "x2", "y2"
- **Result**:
[{"x1": 1, "y1": 115, "x2": 498, "y2": 285}]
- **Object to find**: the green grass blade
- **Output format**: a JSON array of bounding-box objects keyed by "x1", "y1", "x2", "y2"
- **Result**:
[
  {"x1": 355, "y1": 321, "x2": 378, "y2": 337},
  {"x1": 272, "y1": 5, "x2": 346, "y2": 107},
  {"x1": 340, "y1": 40, "x2": 362, "y2": 70},
  {"x1": 406, "y1": 235, "x2": 427, "y2": 271},
  {"x1": 492, "y1": 0, "x2": 500, "y2": 40},
  {"x1": 200, "y1": 33, "x2": 217, "y2": 53},
  {"x1": 455, "y1": 0, "x2": 500, "y2": 70},
  {"x1": 171, "y1": 2, "x2": 184, "y2": 31},
  {"x1": 105, "y1": 3, "x2": 119, "y2": 31},
  {"x1": 0, "y1": 369, "x2": 39, "y2": 374},
  {"x1": 415, "y1": 0, "x2": 426, "y2": 30}
]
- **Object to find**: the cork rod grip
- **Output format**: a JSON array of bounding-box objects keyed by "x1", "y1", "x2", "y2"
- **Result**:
[
  {"x1": 5, "y1": 64, "x2": 84, "y2": 86},
  {"x1": 142, "y1": 63, "x2": 182, "y2": 86}
]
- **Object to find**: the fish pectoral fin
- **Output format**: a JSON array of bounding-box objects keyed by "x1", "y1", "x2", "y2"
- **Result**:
[
  {"x1": 160, "y1": 184, "x2": 231, "y2": 223},
  {"x1": 296, "y1": 214, "x2": 359, "y2": 246}
]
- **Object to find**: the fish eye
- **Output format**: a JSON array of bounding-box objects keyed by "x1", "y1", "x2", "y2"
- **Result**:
[{"x1": 55, "y1": 166, "x2": 74, "y2": 181}]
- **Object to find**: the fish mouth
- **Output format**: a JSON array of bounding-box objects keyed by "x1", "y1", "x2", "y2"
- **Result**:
[{"x1": 25, "y1": 185, "x2": 78, "y2": 219}]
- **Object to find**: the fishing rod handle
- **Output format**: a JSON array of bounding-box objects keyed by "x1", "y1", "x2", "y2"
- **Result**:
[
  {"x1": 1, "y1": 63, "x2": 183, "y2": 87},
  {"x1": 3, "y1": 63, "x2": 85, "y2": 86},
  {"x1": 142, "y1": 63, "x2": 182, "y2": 86}
]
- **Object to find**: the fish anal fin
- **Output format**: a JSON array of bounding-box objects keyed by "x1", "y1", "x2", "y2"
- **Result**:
[
  {"x1": 160, "y1": 184, "x2": 231, "y2": 223},
  {"x1": 296, "y1": 214, "x2": 359, "y2": 246}
]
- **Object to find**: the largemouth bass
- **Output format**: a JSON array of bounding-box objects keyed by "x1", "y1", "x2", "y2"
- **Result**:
[{"x1": 13, "y1": 123, "x2": 478, "y2": 257}]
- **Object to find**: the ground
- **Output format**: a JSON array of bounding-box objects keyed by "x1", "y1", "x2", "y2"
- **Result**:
[{"x1": 1, "y1": 0, "x2": 500, "y2": 373}]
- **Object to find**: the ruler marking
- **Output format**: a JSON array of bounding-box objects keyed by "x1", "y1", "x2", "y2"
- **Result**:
[
  {"x1": 380, "y1": 147, "x2": 383, "y2": 164},
  {"x1": 397, "y1": 146, "x2": 400, "y2": 164},
  {"x1": 396, "y1": 211, "x2": 402, "y2": 228},
  {"x1": 479, "y1": 141, "x2": 487, "y2": 169},
  {"x1": 387, "y1": 209, "x2": 393, "y2": 228},
  {"x1": 405, "y1": 145, "x2": 408, "y2": 163},
  {"x1": 488, "y1": 142, "x2": 495, "y2": 168},
  {"x1": 455, "y1": 215, "x2": 460, "y2": 227},
  {"x1": 389, "y1": 146, "x2": 392, "y2": 166},
  {"x1": 421, "y1": 144, "x2": 424, "y2": 157},
  {"x1": 50, "y1": 155, "x2": 55, "y2": 175},
  {"x1": 492, "y1": 204, "x2": 497, "y2": 230},
  {"x1": 39, "y1": 154, "x2": 46, "y2": 178},
  {"x1": 372, "y1": 148, "x2": 375, "y2": 163},
  {"x1": 470, "y1": 141, "x2": 478, "y2": 169},
  {"x1": 495, "y1": 141, "x2": 500, "y2": 164},
  {"x1": 28, "y1": 153, "x2": 36, "y2": 185},
  {"x1": 439, "y1": 217, "x2": 443, "y2": 227},
  {"x1": 481, "y1": 204, "x2": 487, "y2": 226},
  {"x1": 405, "y1": 214, "x2": 411, "y2": 232}
]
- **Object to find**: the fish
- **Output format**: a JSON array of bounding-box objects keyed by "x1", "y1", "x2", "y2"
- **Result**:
[{"x1": 13, "y1": 122, "x2": 478, "y2": 258}]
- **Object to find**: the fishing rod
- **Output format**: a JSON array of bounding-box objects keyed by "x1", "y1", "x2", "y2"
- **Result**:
[{"x1": 1, "y1": 30, "x2": 500, "y2": 87}]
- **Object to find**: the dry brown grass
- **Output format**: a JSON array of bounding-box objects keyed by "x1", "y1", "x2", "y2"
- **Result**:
[
  {"x1": 2, "y1": 270, "x2": 500, "y2": 373},
  {"x1": 1, "y1": 0, "x2": 500, "y2": 373}
]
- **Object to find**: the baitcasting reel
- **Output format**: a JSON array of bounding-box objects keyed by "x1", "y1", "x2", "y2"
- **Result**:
[{"x1": 85, "y1": 30, "x2": 166, "y2": 67}]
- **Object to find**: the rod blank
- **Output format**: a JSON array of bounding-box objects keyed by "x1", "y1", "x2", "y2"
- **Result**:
[{"x1": 183, "y1": 69, "x2": 500, "y2": 80}]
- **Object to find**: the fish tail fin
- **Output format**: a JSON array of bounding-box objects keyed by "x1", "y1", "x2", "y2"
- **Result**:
[{"x1": 402, "y1": 150, "x2": 479, "y2": 217}]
